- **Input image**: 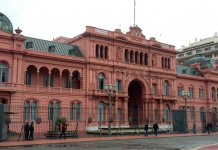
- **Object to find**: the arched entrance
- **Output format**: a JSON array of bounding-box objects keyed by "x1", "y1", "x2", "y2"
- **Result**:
[{"x1": 128, "y1": 79, "x2": 145, "y2": 125}]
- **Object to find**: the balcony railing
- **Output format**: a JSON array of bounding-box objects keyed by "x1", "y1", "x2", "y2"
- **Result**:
[{"x1": 0, "y1": 82, "x2": 15, "y2": 91}]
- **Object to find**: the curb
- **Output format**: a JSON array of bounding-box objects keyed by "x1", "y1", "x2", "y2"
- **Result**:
[{"x1": 188, "y1": 143, "x2": 218, "y2": 150}]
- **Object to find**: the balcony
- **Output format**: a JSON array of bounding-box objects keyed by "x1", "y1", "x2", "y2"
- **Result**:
[
  {"x1": 0, "y1": 82, "x2": 16, "y2": 92},
  {"x1": 152, "y1": 94, "x2": 177, "y2": 101},
  {"x1": 25, "y1": 86, "x2": 84, "y2": 94}
]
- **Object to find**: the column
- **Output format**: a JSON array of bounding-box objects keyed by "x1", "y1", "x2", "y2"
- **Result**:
[
  {"x1": 151, "y1": 101, "x2": 154, "y2": 123},
  {"x1": 48, "y1": 72, "x2": 51, "y2": 87},
  {"x1": 36, "y1": 71, "x2": 39, "y2": 86},
  {"x1": 142, "y1": 101, "x2": 145, "y2": 121},
  {"x1": 124, "y1": 98, "x2": 128, "y2": 125},
  {"x1": 80, "y1": 76, "x2": 83, "y2": 89},
  {"x1": 24, "y1": 70, "x2": 27, "y2": 85},
  {"x1": 59, "y1": 74, "x2": 62, "y2": 88}
]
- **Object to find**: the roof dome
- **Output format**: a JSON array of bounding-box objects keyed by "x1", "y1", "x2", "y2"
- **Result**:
[
  {"x1": 0, "y1": 12, "x2": 13, "y2": 33},
  {"x1": 183, "y1": 54, "x2": 215, "y2": 69}
]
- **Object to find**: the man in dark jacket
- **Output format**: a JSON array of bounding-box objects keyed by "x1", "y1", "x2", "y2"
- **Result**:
[
  {"x1": 144, "y1": 122, "x2": 148, "y2": 136},
  {"x1": 206, "y1": 122, "x2": 211, "y2": 135},
  {"x1": 29, "y1": 122, "x2": 34, "y2": 140},
  {"x1": 24, "y1": 122, "x2": 30, "y2": 141},
  {"x1": 59, "y1": 122, "x2": 66, "y2": 139},
  {"x1": 153, "y1": 122, "x2": 159, "y2": 136}
]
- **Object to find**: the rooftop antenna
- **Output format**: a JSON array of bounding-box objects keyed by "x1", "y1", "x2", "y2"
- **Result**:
[{"x1": 134, "y1": 0, "x2": 136, "y2": 26}]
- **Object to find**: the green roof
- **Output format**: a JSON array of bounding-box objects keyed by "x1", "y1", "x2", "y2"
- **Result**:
[
  {"x1": 0, "y1": 12, "x2": 13, "y2": 33},
  {"x1": 176, "y1": 65, "x2": 203, "y2": 77},
  {"x1": 24, "y1": 36, "x2": 84, "y2": 58}
]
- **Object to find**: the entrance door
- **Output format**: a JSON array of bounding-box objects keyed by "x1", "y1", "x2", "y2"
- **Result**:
[
  {"x1": 172, "y1": 110, "x2": 185, "y2": 132},
  {"x1": 133, "y1": 105, "x2": 138, "y2": 125}
]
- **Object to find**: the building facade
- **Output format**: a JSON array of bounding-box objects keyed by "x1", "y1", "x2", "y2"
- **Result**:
[
  {"x1": 1, "y1": 12, "x2": 218, "y2": 134},
  {"x1": 176, "y1": 33, "x2": 218, "y2": 64}
]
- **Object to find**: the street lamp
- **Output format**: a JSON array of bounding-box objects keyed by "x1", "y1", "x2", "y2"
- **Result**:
[
  {"x1": 181, "y1": 90, "x2": 190, "y2": 133},
  {"x1": 104, "y1": 84, "x2": 116, "y2": 136}
]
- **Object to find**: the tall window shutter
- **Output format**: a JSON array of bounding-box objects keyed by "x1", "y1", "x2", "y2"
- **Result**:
[
  {"x1": 103, "y1": 78, "x2": 106, "y2": 90},
  {"x1": 48, "y1": 102, "x2": 54, "y2": 120},
  {"x1": 120, "y1": 80, "x2": 122, "y2": 91},
  {"x1": 31, "y1": 101, "x2": 37, "y2": 120},
  {"x1": 55, "y1": 102, "x2": 60, "y2": 119},
  {"x1": 116, "y1": 80, "x2": 118, "y2": 91},
  {"x1": 76, "y1": 103, "x2": 81, "y2": 120},
  {"x1": 72, "y1": 78, "x2": 75, "y2": 89},
  {"x1": 50, "y1": 76, "x2": 54, "y2": 87},
  {"x1": 202, "y1": 91, "x2": 204, "y2": 99},
  {"x1": 24, "y1": 101, "x2": 30, "y2": 121},
  {"x1": 64, "y1": 77, "x2": 68, "y2": 88},
  {"x1": 70, "y1": 103, "x2": 74, "y2": 120},
  {"x1": 44, "y1": 76, "x2": 48, "y2": 87},
  {"x1": 5, "y1": 68, "x2": 9, "y2": 82}
]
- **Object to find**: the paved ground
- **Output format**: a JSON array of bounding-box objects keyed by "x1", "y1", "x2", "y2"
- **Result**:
[{"x1": 1, "y1": 134, "x2": 218, "y2": 150}]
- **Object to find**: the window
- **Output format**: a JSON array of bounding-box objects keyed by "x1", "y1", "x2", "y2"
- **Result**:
[
  {"x1": 200, "y1": 107, "x2": 205, "y2": 121},
  {"x1": 43, "y1": 75, "x2": 49, "y2": 87},
  {"x1": 31, "y1": 101, "x2": 38, "y2": 120},
  {"x1": 152, "y1": 84, "x2": 156, "y2": 94},
  {"x1": 125, "y1": 50, "x2": 128, "y2": 62},
  {"x1": 100, "y1": 45, "x2": 103, "y2": 58},
  {"x1": 76, "y1": 103, "x2": 81, "y2": 120},
  {"x1": 64, "y1": 77, "x2": 69, "y2": 88},
  {"x1": 144, "y1": 53, "x2": 148, "y2": 65},
  {"x1": 163, "y1": 81, "x2": 169, "y2": 95},
  {"x1": 154, "y1": 109, "x2": 158, "y2": 121},
  {"x1": 50, "y1": 76, "x2": 54, "y2": 87},
  {"x1": 116, "y1": 80, "x2": 122, "y2": 92},
  {"x1": 69, "y1": 49, "x2": 76, "y2": 56},
  {"x1": 0, "y1": 63, "x2": 9, "y2": 82},
  {"x1": 211, "y1": 88, "x2": 215, "y2": 100},
  {"x1": 97, "y1": 102, "x2": 104, "y2": 121},
  {"x1": 189, "y1": 88, "x2": 194, "y2": 98},
  {"x1": 96, "y1": 45, "x2": 99, "y2": 58},
  {"x1": 199, "y1": 89, "x2": 201, "y2": 98},
  {"x1": 26, "y1": 73, "x2": 32, "y2": 85},
  {"x1": 70, "y1": 103, "x2": 74, "y2": 120},
  {"x1": 105, "y1": 46, "x2": 108, "y2": 59},
  {"x1": 98, "y1": 73, "x2": 105, "y2": 90},
  {"x1": 202, "y1": 90, "x2": 204, "y2": 99},
  {"x1": 190, "y1": 107, "x2": 195, "y2": 120},
  {"x1": 182, "y1": 69, "x2": 187, "y2": 74},
  {"x1": 55, "y1": 102, "x2": 60, "y2": 119},
  {"x1": 48, "y1": 45, "x2": 55, "y2": 53},
  {"x1": 117, "y1": 108, "x2": 122, "y2": 121},
  {"x1": 130, "y1": 51, "x2": 133, "y2": 63},
  {"x1": 164, "y1": 105, "x2": 170, "y2": 121},
  {"x1": 26, "y1": 42, "x2": 33, "y2": 49},
  {"x1": 48, "y1": 102, "x2": 54, "y2": 120},
  {"x1": 24, "y1": 101, "x2": 30, "y2": 120},
  {"x1": 24, "y1": 101, "x2": 38, "y2": 121}
]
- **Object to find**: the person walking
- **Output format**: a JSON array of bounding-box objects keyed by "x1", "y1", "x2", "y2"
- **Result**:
[
  {"x1": 153, "y1": 122, "x2": 159, "y2": 136},
  {"x1": 24, "y1": 122, "x2": 30, "y2": 141},
  {"x1": 144, "y1": 122, "x2": 148, "y2": 136},
  {"x1": 193, "y1": 121, "x2": 196, "y2": 134},
  {"x1": 59, "y1": 122, "x2": 66, "y2": 139},
  {"x1": 29, "y1": 122, "x2": 34, "y2": 140},
  {"x1": 206, "y1": 122, "x2": 210, "y2": 135}
]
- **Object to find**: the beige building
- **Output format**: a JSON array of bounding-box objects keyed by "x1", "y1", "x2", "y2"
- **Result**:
[{"x1": 176, "y1": 32, "x2": 218, "y2": 64}]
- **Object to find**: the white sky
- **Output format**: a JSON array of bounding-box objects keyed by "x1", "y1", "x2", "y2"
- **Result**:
[{"x1": 1, "y1": 0, "x2": 218, "y2": 49}]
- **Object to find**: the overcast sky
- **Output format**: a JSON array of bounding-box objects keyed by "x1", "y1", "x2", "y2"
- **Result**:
[{"x1": 1, "y1": 0, "x2": 218, "y2": 49}]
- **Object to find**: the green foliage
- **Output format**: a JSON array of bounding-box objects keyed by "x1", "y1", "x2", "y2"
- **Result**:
[{"x1": 55, "y1": 118, "x2": 62, "y2": 126}]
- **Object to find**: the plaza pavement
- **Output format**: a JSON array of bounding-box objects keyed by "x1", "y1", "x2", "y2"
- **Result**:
[
  {"x1": 0, "y1": 132, "x2": 218, "y2": 148},
  {"x1": 189, "y1": 143, "x2": 218, "y2": 150}
]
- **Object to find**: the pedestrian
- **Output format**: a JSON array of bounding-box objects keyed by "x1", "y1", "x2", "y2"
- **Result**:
[
  {"x1": 206, "y1": 122, "x2": 210, "y2": 135},
  {"x1": 209, "y1": 122, "x2": 213, "y2": 133},
  {"x1": 193, "y1": 121, "x2": 196, "y2": 134},
  {"x1": 24, "y1": 122, "x2": 30, "y2": 141},
  {"x1": 153, "y1": 122, "x2": 159, "y2": 136},
  {"x1": 144, "y1": 122, "x2": 148, "y2": 136},
  {"x1": 29, "y1": 122, "x2": 34, "y2": 140},
  {"x1": 59, "y1": 122, "x2": 66, "y2": 139}
]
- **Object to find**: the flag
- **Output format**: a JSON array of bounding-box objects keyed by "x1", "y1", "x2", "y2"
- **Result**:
[{"x1": 134, "y1": 0, "x2": 136, "y2": 5}]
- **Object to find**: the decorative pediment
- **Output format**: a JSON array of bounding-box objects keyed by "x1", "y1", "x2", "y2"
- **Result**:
[
  {"x1": 151, "y1": 43, "x2": 161, "y2": 48},
  {"x1": 126, "y1": 25, "x2": 145, "y2": 39},
  {"x1": 115, "y1": 36, "x2": 129, "y2": 41}
]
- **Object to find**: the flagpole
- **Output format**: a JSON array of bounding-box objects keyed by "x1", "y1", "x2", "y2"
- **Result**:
[{"x1": 134, "y1": 0, "x2": 135, "y2": 26}]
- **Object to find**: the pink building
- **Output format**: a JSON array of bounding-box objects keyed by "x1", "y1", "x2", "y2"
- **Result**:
[{"x1": 0, "y1": 12, "x2": 218, "y2": 135}]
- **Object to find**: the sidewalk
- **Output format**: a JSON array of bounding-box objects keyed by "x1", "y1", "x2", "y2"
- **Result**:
[
  {"x1": 0, "y1": 132, "x2": 217, "y2": 147},
  {"x1": 189, "y1": 143, "x2": 218, "y2": 150}
]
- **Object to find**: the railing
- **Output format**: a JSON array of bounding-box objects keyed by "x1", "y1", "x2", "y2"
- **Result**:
[
  {"x1": 26, "y1": 86, "x2": 36, "y2": 92},
  {"x1": 38, "y1": 86, "x2": 49, "y2": 92},
  {"x1": 0, "y1": 82, "x2": 14, "y2": 91},
  {"x1": 50, "y1": 87, "x2": 60, "y2": 93}
]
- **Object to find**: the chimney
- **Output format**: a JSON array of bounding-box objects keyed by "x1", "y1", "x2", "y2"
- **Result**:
[{"x1": 195, "y1": 38, "x2": 197, "y2": 42}]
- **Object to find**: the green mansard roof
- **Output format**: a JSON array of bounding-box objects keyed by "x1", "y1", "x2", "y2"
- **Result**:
[{"x1": 24, "y1": 36, "x2": 84, "y2": 58}]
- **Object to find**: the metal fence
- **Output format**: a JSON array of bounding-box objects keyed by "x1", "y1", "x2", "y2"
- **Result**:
[{"x1": 1, "y1": 105, "x2": 218, "y2": 141}]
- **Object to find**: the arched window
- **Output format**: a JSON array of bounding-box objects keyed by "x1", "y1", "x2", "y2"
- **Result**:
[
  {"x1": 105, "y1": 46, "x2": 108, "y2": 59},
  {"x1": 130, "y1": 51, "x2": 134, "y2": 63},
  {"x1": 0, "y1": 62, "x2": 9, "y2": 82},
  {"x1": 200, "y1": 107, "x2": 206, "y2": 121},
  {"x1": 162, "y1": 57, "x2": 164, "y2": 68},
  {"x1": 144, "y1": 53, "x2": 148, "y2": 65},
  {"x1": 48, "y1": 101, "x2": 61, "y2": 120},
  {"x1": 140, "y1": 52, "x2": 143, "y2": 65},
  {"x1": 163, "y1": 81, "x2": 169, "y2": 95},
  {"x1": 95, "y1": 44, "x2": 99, "y2": 58},
  {"x1": 24, "y1": 101, "x2": 38, "y2": 121},
  {"x1": 190, "y1": 107, "x2": 195, "y2": 120},
  {"x1": 189, "y1": 87, "x2": 194, "y2": 98},
  {"x1": 125, "y1": 49, "x2": 128, "y2": 62},
  {"x1": 168, "y1": 58, "x2": 170, "y2": 69},
  {"x1": 165, "y1": 58, "x2": 167, "y2": 68},
  {"x1": 211, "y1": 87, "x2": 215, "y2": 100},
  {"x1": 177, "y1": 86, "x2": 183, "y2": 97},
  {"x1": 164, "y1": 105, "x2": 170, "y2": 121},
  {"x1": 135, "y1": 51, "x2": 138, "y2": 64},
  {"x1": 100, "y1": 45, "x2": 103, "y2": 58},
  {"x1": 76, "y1": 103, "x2": 81, "y2": 120},
  {"x1": 72, "y1": 71, "x2": 81, "y2": 89},
  {"x1": 70, "y1": 102, "x2": 75, "y2": 120},
  {"x1": 97, "y1": 102, "x2": 104, "y2": 121},
  {"x1": 98, "y1": 73, "x2": 105, "y2": 90}
]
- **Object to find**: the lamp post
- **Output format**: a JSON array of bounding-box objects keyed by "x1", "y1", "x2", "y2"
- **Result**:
[
  {"x1": 181, "y1": 90, "x2": 190, "y2": 133},
  {"x1": 104, "y1": 84, "x2": 116, "y2": 136}
]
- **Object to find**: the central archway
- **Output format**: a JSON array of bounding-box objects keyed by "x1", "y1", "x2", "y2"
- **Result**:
[{"x1": 128, "y1": 79, "x2": 145, "y2": 125}]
